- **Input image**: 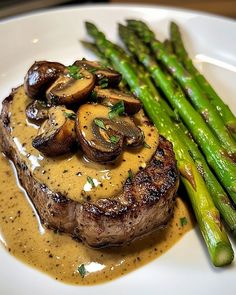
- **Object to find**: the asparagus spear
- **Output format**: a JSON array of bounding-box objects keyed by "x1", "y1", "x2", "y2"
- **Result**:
[
  {"x1": 163, "y1": 39, "x2": 174, "y2": 54},
  {"x1": 106, "y1": 28, "x2": 236, "y2": 234},
  {"x1": 81, "y1": 34, "x2": 236, "y2": 236},
  {"x1": 126, "y1": 20, "x2": 236, "y2": 157},
  {"x1": 119, "y1": 23, "x2": 236, "y2": 204},
  {"x1": 170, "y1": 22, "x2": 236, "y2": 140},
  {"x1": 80, "y1": 40, "x2": 128, "y2": 91},
  {"x1": 80, "y1": 40, "x2": 107, "y2": 63},
  {"x1": 165, "y1": 103, "x2": 236, "y2": 236},
  {"x1": 84, "y1": 22, "x2": 234, "y2": 266}
]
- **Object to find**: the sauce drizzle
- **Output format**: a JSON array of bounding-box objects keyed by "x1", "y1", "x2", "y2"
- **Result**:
[{"x1": 0, "y1": 153, "x2": 194, "y2": 285}]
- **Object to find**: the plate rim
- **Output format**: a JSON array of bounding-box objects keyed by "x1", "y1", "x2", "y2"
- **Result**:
[
  {"x1": 0, "y1": 4, "x2": 236, "y2": 294},
  {"x1": 1, "y1": 3, "x2": 236, "y2": 25}
]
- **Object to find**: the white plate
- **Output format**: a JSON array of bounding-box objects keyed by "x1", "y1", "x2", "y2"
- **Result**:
[{"x1": 0, "y1": 4, "x2": 236, "y2": 295}]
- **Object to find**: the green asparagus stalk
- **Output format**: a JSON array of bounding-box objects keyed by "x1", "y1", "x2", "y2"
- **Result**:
[
  {"x1": 164, "y1": 103, "x2": 236, "y2": 235},
  {"x1": 119, "y1": 23, "x2": 236, "y2": 205},
  {"x1": 80, "y1": 40, "x2": 128, "y2": 91},
  {"x1": 81, "y1": 34, "x2": 236, "y2": 236},
  {"x1": 84, "y1": 21, "x2": 234, "y2": 266},
  {"x1": 126, "y1": 20, "x2": 236, "y2": 157},
  {"x1": 93, "y1": 32, "x2": 236, "y2": 235},
  {"x1": 80, "y1": 40, "x2": 108, "y2": 63},
  {"x1": 170, "y1": 22, "x2": 236, "y2": 139},
  {"x1": 163, "y1": 39, "x2": 174, "y2": 54}
]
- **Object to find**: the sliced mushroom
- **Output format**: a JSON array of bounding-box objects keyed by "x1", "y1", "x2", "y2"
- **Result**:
[
  {"x1": 76, "y1": 104, "x2": 122, "y2": 162},
  {"x1": 74, "y1": 60, "x2": 122, "y2": 87},
  {"x1": 46, "y1": 68, "x2": 95, "y2": 105},
  {"x1": 93, "y1": 87, "x2": 142, "y2": 115},
  {"x1": 106, "y1": 116, "x2": 144, "y2": 147},
  {"x1": 25, "y1": 100, "x2": 49, "y2": 124},
  {"x1": 32, "y1": 106, "x2": 76, "y2": 156},
  {"x1": 76, "y1": 104, "x2": 144, "y2": 162},
  {"x1": 24, "y1": 61, "x2": 66, "y2": 99}
]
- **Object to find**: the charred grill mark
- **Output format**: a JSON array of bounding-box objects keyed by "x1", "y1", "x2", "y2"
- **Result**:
[
  {"x1": 156, "y1": 147, "x2": 164, "y2": 157},
  {"x1": 3, "y1": 115, "x2": 10, "y2": 128},
  {"x1": 52, "y1": 193, "x2": 70, "y2": 204},
  {"x1": 152, "y1": 158, "x2": 164, "y2": 168},
  {"x1": 143, "y1": 187, "x2": 160, "y2": 205},
  {"x1": 135, "y1": 172, "x2": 152, "y2": 184}
]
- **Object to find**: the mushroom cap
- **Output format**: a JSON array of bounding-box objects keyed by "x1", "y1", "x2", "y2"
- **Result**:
[
  {"x1": 76, "y1": 103, "x2": 144, "y2": 162},
  {"x1": 24, "y1": 61, "x2": 65, "y2": 99},
  {"x1": 32, "y1": 106, "x2": 76, "y2": 156},
  {"x1": 46, "y1": 68, "x2": 95, "y2": 106},
  {"x1": 73, "y1": 59, "x2": 122, "y2": 87}
]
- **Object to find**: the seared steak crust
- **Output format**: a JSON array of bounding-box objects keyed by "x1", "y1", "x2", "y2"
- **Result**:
[{"x1": 0, "y1": 90, "x2": 179, "y2": 247}]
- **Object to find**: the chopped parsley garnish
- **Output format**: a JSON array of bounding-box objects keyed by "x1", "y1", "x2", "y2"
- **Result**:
[
  {"x1": 87, "y1": 176, "x2": 95, "y2": 188},
  {"x1": 50, "y1": 96, "x2": 58, "y2": 105},
  {"x1": 110, "y1": 135, "x2": 120, "y2": 144},
  {"x1": 38, "y1": 100, "x2": 47, "y2": 107},
  {"x1": 128, "y1": 169, "x2": 133, "y2": 181},
  {"x1": 109, "y1": 101, "x2": 125, "y2": 119},
  {"x1": 144, "y1": 141, "x2": 151, "y2": 149},
  {"x1": 77, "y1": 264, "x2": 87, "y2": 278},
  {"x1": 88, "y1": 67, "x2": 97, "y2": 74},
  {"x1": 90, "y1": 90, "x2": 97, "y2": 102},
  {"x1": 67, "y1": 65, "x2": 83, "y2": 80},
  {"x1": 98, "y1": 77, "x2": 109, "y2": 88},
  {"x1": 180, "y1": 217, "x2": 188, "y2": 227},
  {"x1": 94, "y1": 118, "x2": 107, "y2": 130},
  {"x1": 64, "y1": 112, "x2": 76, "y2": 120}
]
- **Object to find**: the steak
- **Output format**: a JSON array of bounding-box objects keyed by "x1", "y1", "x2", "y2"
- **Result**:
[{"x1": 0, "y1": 88, "x2": 179, "y2": 248}]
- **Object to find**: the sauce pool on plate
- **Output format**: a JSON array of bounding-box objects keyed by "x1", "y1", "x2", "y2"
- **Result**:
[{"x1": 0, "y1": 153, "x2": 194, "y2": 285}]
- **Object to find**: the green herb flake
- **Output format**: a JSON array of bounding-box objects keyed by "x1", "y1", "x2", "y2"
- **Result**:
[
  {"x1": 109, "y1": 101, "x2": 125, "y2": 119},
  {"x1": 110, "y1": 135, "x2": 120, "y2": 144},
  {"x1": 94, "y1": 118, "x2": 107, "y2": 130},
  {"x1": 50, "y1": 96, "x2": 58, "y2": 106},
  {"x1": 87, "y1": 176, "x2": 95, "y2": 188},
  {"x1": 98, "y1": 77, "x2": 109, "y2": 88},
  {"x1": 67, "y1": 65, "x2": 83, "y2": 80},
  {"x1": 64, "y1": 112, "x2": 76, "y2": 120},
  {"x1": 77, "y1": 264, "x2": 87, "y2": 278},
  {"x1": 90, "y1": 90, "x2": 98, "y2": 102},
  {"x1": 38, "y1": 100, "x2": 47, "y2": 107},
  {"x1": 88, "y1": 68, "x2": 97, "y2": 74},
  {"x1": 128, "y1": 169, "x2": 133, "y2": 181},
  {"x1": 144, "y1": 141, "x2": 151, "y2": 149},
  {"x1": 180, "y1": 217, "x2": 188, "y2": 227}
]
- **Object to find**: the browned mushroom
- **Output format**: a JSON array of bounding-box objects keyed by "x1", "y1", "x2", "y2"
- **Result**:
[
  {"x1": 76, "y1": 104, "x2": 144, "y2": 162},
  {"x1": 106, "y1": 116, "x2": 144, "y2": 147},
  {"x1": 46, "y1": 68, "x2": 95, "y2": 105},
  {"x1": 32, "y1": 106, "x2": 76, "y2": 156},
  {"x1": 93, "y1": 87, "x2": 142, "y2": 115},
  {"x1": 24, "y1": 61, "x2": 66, "y2": 99},
  {"x1": 25, "y1": 100, "x2": 49, "y2": 124},
  {"x1": 74, "y1": 60, "x2": 122, "y2": 87}
]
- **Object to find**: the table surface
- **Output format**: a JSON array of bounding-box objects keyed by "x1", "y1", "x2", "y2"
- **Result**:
[
  {"x1": 111, "y1": 0, "x2": 236, "y2": 19},
  {"x1": 1, "y1": 0, "x2": 236, "y2": 20}
]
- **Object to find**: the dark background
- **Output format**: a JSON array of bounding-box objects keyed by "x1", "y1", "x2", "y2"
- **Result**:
[{"x1": 0, "y1": 0, "x2": 236, "y2": 20}]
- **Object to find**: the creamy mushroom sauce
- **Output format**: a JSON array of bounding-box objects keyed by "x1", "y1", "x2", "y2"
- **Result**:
[
  {"x1": 8, "y1": 86, "x2": 160, "y2": 203},
  {"x1": 0, "y1": 86, "x2": 194, "y2": 285}
]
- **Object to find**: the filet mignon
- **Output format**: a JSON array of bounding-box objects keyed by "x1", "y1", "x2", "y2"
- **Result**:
[{"x1": 0, "y1": 87, "x2": 179, "y2": 248}]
